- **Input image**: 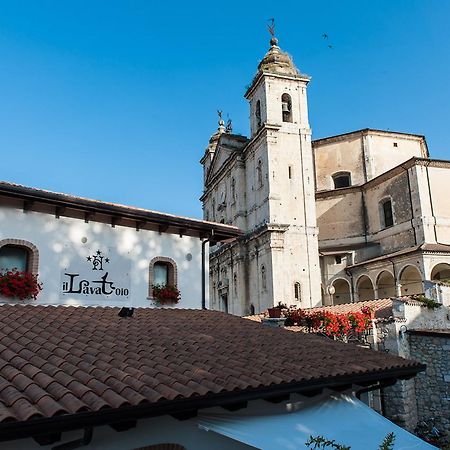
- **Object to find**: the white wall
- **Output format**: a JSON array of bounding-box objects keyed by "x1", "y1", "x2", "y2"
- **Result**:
[
  {"x1": 6, "y1": 413, "x2": 255, "y2": 450},
  {"x1": 0, "y1": 206, "x2": 206, "y2": 309}
]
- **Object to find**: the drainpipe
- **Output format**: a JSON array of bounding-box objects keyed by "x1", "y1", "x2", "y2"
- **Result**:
[
  {"x1": 202, "y1": 232, "x2": 216, "y2": 310},
  {"x1": 403, "y1": 165, "x2": 418, "y2": 246},
  {"x1": 425, "y1": 161, "x2": 441, "y2": 244},
  {"x1": 388, "y1": 258, "x2": 401, "y2": 297},
  {"x1": 345, "y1": 266, "x2": 355, "y2": 303}
]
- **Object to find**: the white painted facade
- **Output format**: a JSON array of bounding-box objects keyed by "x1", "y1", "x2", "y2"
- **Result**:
[
  {"x1": 0, "y1": 185, "x2": 241, "y2": 309},
  {"x1": 0, "y1": 206, "x2": 204, "y2": 308}
]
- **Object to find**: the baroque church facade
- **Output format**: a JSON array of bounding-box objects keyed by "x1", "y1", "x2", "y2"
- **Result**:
[{"x1": 201, "y1": 36, "x2": 450, "y2": 315}]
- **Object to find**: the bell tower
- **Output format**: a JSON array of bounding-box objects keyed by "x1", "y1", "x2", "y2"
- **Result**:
[{"x1": 243, "y1": 32, "x2": 322, "y2": 308}]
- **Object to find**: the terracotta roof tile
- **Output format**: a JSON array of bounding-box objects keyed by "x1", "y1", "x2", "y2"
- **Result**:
[{"x1": 0, "y1": 304, "x2": 423, "y2": 429}]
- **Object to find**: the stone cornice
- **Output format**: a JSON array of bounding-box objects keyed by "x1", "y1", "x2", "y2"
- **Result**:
[
  {"x1": 312, "y1": 128, "x2": 426, "y2": 146},
  {"x1": 315, "y1": 157, "x2": 450, "y2": 199},
  {"x1": 244, "y1": 71, "x2": 310, "y2": 99}
]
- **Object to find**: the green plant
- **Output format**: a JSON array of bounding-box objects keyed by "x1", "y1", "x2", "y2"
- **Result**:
[
  {"x1": 275, "y1": 301, "x2": 287, "y2": 309},
  {"x1": 305, "y1": 436, "x2": 350, "y2": 450},
  {"x1": 414, "y1": 295, "x2": 441, "y2": 309},
  {"x1": 379, "y1": 433, "x2": 395, "y2": 450},
  {"x1": 305, "y1": 433, "x2": 396, "y2": 450}
]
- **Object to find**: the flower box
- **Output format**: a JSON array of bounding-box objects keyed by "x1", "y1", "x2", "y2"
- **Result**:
[{"x1": 0, "y1": 270, "x2": 42, "y2": 300}]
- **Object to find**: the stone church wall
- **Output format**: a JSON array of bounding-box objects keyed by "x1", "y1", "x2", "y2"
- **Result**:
[{"x1": 408, "y1": 331, "x2": 450, "y2": 435}]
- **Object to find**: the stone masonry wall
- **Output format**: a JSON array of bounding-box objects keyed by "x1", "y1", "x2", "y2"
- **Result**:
[
  {"x1": 382, "y1": 379, "x2": 418, "y2": 432},
  {"x1": 409, "y1": 332, "x2": 450, "y2": 435}
]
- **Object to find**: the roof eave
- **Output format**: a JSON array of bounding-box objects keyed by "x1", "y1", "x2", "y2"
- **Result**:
[{"x1": 0, "y1": 363, "x2": 424, "y2": 443}]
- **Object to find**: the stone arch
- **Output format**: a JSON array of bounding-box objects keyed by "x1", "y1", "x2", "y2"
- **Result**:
[
  {"x1": 356, "y1": 275, "x2": 375, "y2": 301},
  {"x1": 281, "y1": 93, "x2": 292, "y2": 122},
  {"x1": 331, "y1": 278, "x2": 352, "y2": 305},
  {"x1": 399, "y1": 265, "x2": 423, "y2": 296},
  {"x1": 376, "y1": 270, "x2": 396, "y2": 298},
  {"x1": 332, "y1": 171, "x2": 351, "y2": 189},
  {"x1": 430, "y1": 263, "x2": 450, "y2": 282},
  {"x1": 0, "y1": 239, "x2": 39, "y2": 275},
  {"x1": 148, "y1": 256, "x2": 178, "y2": 298}
]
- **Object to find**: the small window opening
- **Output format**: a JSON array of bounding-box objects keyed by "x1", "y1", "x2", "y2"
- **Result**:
[
  {"x1": 250, "y1": 304, "x2": 255, "y2": 315},
  {"x1": 294, "y1": 282, "x2": 301, "y2": 300},
  {"x1": 334, "y1": 255, "x2": 342, "y2": 264},
  {"x1": 332, "y1": 172, "x2": 351, "y2": 189},
  {"x1": 281, "y1": 93, "x2": 292, "y2": 123},
  {"x1": 153, "y1": 262, "x2": 169, "y2": 286},
  {"x1": 257, "y1": 159, "x2": 263, "y2": 188},
  {"x1": 381, "y1": 199, "x2": 394, "y2": 228},
  {"x1": 393, "y1": 142, "x2": 398, "y2": 148},
  {"x1": 231, "y1": 178, "x2": 236, "y2": 203},
  {"x1": 261, "y1": 265, "x2": 267, "y2": 290},
  {"x1": 0, "y1": 245, "x2": 29, "y2": 272},
  {"x1": 255, "y1": 100, "x2": 262, "y2": 128},
  {"x1": 288, "y1": 166, "x2": 293, "y2": 179}
]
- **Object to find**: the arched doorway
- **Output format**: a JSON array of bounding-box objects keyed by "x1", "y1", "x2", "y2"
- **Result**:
[
  {"x1": 331, "y1": 279, "x2": 352, "y2": 305},
  {"x1": 399, "y1": 265, "x2": 423, "y2": 296},
  {"x1": 431, "y1": 263, "x2": 450, "y2": 282},
  {"x1": 376, "y1": 271, "x2": 396, "y2": 298},
  {"x1": 356, "y1": 275, "x2": 375, "y2": 301}
]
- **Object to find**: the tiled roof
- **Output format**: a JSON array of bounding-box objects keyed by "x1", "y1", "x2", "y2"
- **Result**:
[
  {"x1": 0, "y1": 305, "x2": 423, "y2": 436},
  {"x1": 305, "y1": 298, "x2": 395, "y2": 319},
  {"x1": 246, "y1": 299, "x2": 395, "y2": 323}
]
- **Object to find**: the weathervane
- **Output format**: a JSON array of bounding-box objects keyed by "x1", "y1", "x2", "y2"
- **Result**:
[{"x1": 267, "y1": 18, "x2": 278, "y2": 46}]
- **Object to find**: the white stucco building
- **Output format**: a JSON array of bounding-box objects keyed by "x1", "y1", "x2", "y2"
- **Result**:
[
  {"x1": 201, "y1": 36, "x2": 450, "y2": 315},
  {"x1": 0, "y1": 181, "x2": 240, "y2": 308}
]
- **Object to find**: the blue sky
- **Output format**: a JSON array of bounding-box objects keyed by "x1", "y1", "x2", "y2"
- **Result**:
[{"x1": 0, "y1": 1, "x2": 449, "y2": 218}]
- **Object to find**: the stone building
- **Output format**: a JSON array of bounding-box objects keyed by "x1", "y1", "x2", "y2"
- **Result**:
[{"x1": 201, "y1": 35, "x2": 450, "y2": 315}]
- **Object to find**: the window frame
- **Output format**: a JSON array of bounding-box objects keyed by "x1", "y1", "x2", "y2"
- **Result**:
[
  {"x1": 0, "y1": 239, "x2": 39, "y2": 275},
  {"x1": 380, "y1": 197, "x2": 394, "y2": 229},
  {"x1": 148, "y1": 256, "x2": 178, "y2": 299},
  {"x1": 281, "y1": 93, "x2": 293, "y2": 123},
  {"x1": 332, "y1": 172, "x2": 352, "y2": 189}
]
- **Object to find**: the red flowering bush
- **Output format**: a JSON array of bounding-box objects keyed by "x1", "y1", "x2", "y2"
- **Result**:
[
  {"x1": 152, "y1": 284, "x2": 180, "y2": 305},
  {"x1": 286, "y1": 307, "x2": 372, "y2": 339},
  {"x1": 0, "y1": 269, "x2": 42, "y2": 300}
]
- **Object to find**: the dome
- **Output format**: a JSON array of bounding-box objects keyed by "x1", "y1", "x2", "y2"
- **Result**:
[{"x1": 257, "y1": 39, "x2": 299, "y2": 76}]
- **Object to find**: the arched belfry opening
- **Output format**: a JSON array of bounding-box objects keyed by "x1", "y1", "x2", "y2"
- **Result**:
[
  {"x1": 255, "y1": 100, "x2": 262, "y2": 128},
  {"x1": 281, "y1": 93, "x2": 292, "y2": 123}
]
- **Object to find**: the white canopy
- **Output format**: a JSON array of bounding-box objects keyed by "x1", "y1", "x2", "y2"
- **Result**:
[{"x1": 197, "y1": 393, "x2": 436, "y2": 449}]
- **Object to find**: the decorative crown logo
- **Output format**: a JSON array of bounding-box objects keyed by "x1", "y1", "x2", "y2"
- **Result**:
[{"x1": 86, "y1": 250, "x2": 110, "y2": 271}]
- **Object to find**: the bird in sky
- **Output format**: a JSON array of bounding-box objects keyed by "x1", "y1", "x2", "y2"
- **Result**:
[{"x1": 322, "y1": 33, "x2": 329, "y2": 39}]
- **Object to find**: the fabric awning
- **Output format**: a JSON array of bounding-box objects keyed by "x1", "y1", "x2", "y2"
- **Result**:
[{"x1": 197, "y1": 393, "x2": 436, "y2": 449}]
